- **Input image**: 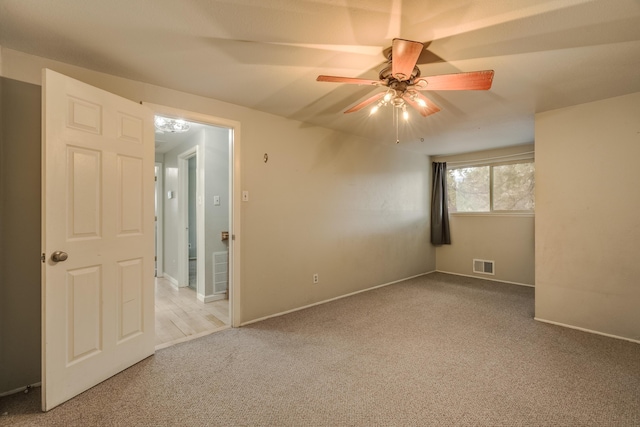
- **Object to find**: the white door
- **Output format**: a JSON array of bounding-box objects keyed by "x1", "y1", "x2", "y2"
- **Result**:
[{"x1": 42, "y1": 69, "x2": 155, "y2": 411}]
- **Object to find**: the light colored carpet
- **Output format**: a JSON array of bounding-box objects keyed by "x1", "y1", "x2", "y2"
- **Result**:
[{"x1": 1, "y1": 273, "x2": 639, "y2": 426}]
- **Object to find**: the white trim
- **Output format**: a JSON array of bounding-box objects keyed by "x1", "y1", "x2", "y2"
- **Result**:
[
  {"x1": 162, "y1": 273, "x2": 179, "y2": 289},
  {"x1": 197, "y1": 293, "x2": 226, "y2": 303},
  {"x1": 445, "y1": 151, "x2": 534, "y2": 167},
  {"x1": 154, "y1": 162, "x2": 164, "y2": 277},
  {"x1": 534, "y1": 317, "x2": 640, "y2": 345},
  {"x1": 0, "y1": 382, "x2": 42, "y2": 397},
  {"x1": 144, "y1": 102, "x2": 241, "y2": 328},
  {"x1": 435, "y1": 270, "x2": 534, "y2": 288},
  {"x1": 229, "y1": 121, "x2": 241, "y2": 328},
  {"x1": 451, "y1": 212, "x2": 534, "y2": 218},
  {"x1": 240, "y1": 271, "x2": 436, "y2": 327},
  {"x1": 177, "y1": 146, "x2": 198, "y2": 289}
]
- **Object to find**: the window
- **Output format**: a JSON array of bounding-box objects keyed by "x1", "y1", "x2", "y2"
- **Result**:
[
  {"x1": 447, "y1": 166, "x2": 490, "y2": 212},
  {"x1": 492, "y1": 162, "x2": 535, "y2": 211},
  {"x1": 447, "y1": 161, "x2": 534, "y2": 213}
]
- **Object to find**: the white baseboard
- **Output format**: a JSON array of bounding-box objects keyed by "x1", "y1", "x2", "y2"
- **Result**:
[
  {"x1": 241, "y1": 270, "x2": 436, "y2": 327},
  {"x1": 0, "y1": 382, "x2": 41, "y2": 397},
  {"x1": 435, "y1": 270, "x2": 534, "y2": 288},
  {"x1": 163, "y1": 273, "x2": 180, "y2": 289},
  {"x1": 197, "y1": 293, "x2": 226, "y2": 303},
  {"x1": 534, "y1": 317, "x2": 640, "y2": 345}
]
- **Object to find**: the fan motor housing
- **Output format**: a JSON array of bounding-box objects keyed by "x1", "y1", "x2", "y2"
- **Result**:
[
  {"x1": 389, "y1": 80, "x2": 409, "y2": 92},
  {"x1": 379, "y1": 65, "x2": 421, "y2": 85}
]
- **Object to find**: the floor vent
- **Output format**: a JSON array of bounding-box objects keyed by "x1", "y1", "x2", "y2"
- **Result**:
[{"x1": 473, "y1": 259, "x2": 495, "y2": 275}]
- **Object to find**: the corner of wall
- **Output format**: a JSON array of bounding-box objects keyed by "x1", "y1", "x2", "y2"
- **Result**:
[
  {"x1": 0, "y1": 76, "x2": 42, "y2": 394},
  {"x1": 432, "y1": 145, "x2": 535, "y2": 286}
]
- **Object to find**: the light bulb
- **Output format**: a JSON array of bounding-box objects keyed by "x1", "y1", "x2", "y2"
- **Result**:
[
  {"x1": 417, "y1": 99, "x2": 427, "y2": 107},
  {"x1": 383, "y1": 92, "x2": 393, "y2": 102},
  {"x1": 403, "y1": 110, "x2": 409, "y2": 121},
  {"x1": 173, "y1": 120, "x2": 186, "y2": 131},
  {"x1": 154, "y1": 116, "x2": 190, "y2": 133},
  {"x1": 370, "y1": 105, "x2": 379, "y2": 115}
]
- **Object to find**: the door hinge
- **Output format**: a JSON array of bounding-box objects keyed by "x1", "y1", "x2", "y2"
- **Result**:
[{"x1": 41, "y1": 253, "x2": 46, "y2": 263}]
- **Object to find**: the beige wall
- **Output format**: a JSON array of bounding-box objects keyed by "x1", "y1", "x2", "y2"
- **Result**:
[
  {"x1": 433, "y1": 145, "x2": 535, "y2": 286},
  {"x1": 535, "y1": 92, "x2": 640, "y2": 341},
  {"x1": 436, "y1": 215, "x2": 535, "y2": 285},
  {"x1": 0, "y1": 47, "x2": 436, "y2": 392},
  {"x1": 242, "y1": 133, "x2": 433, "y2": 320}
]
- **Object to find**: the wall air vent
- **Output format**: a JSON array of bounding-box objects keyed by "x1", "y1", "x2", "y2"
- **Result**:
[
  {"x1": 213, "y1": 251, "x2": 229, "y2": 294},
  {"x1": 473, "y1": 259, "x2": 495, "y2": 275}
]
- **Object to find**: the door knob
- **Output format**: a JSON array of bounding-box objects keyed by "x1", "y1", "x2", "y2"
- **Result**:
[{"x1": 51, "y1": 251, "x2": 68, "y2": 262}]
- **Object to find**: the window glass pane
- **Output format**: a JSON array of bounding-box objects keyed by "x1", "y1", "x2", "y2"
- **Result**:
[
  {"x1": 492, "y1": 162, "x2": 535, "y2": 211},
  {"x1": 447, "y1": 166, "x2": 490, "y2": 212}
]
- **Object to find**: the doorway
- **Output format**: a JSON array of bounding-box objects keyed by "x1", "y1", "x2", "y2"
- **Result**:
[
  {"x1": 176, "y1": 145, "x2": 200, "y2": 293},
  {"x1": 154, "y1": 163, "x2": 164, "y2": 278},
  {"x1": 187, "y1": 155, "x2": 197, "y2": 289},
  {"x1": 150, "y1": 107, "x2": 240, "y2": 349}
]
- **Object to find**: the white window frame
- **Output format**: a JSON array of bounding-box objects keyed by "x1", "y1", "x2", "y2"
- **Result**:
[{"x1": 448, "y1": 159, "x2": 535, "y2": 216}]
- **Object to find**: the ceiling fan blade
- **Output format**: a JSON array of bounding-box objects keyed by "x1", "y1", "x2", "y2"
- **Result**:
[
  {"x1": 404, "y1": 93, "x2": 441, "y2": 117},
  {"x1": 416, "y1": 41, "x2": 447, "y2": 65},
  {"x1": 317, "y1": 75, "x2": 381, "y2": 86},
  {"x1": 391, "y1": 39, "x2": 424, "y2": 81},
  {"x1": 414, "y1": 70, "x2": 495, "y2": 91},
  {"x1": 344, "y1": 92, "x2": 385, "y2": 114}
]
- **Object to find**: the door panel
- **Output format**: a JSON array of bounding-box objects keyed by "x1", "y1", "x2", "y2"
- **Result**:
[
  {"x1": 117, "y1": 155, "x2": 144, "y2": 235},
  {"x1": 42, "y1": 69, "x2": 155, "y2": 411},
  {"x1": 66, "y1": 266, "x2": 102, "y2": 363},
  {"x1": 117, "y1": 258, "x2": 144, "y2": 341},
  {"x1": 67, "y1": 146, "x2": 102, "y2": 238}
]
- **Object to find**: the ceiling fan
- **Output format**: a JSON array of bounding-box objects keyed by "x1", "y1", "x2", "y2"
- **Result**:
[{"x1": 316, "y1": 38, "x2": 494, "y2": 127}]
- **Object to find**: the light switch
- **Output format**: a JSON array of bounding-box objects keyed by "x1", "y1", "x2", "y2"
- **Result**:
[
  {"x1": 167, "y1": 191, "x2": 175, "y2": 199},
  {"x1": 214, "y1": 195, "x2": 220, "y2": 206},
  {"x1": 242, "y1": 190, "x2": 249, "y2": 202}
]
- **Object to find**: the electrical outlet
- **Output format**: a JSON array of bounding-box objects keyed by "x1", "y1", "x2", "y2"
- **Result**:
[
  {"x1": 313, "y1": 273, "x2": 319, "y2": 284},
  {"x1": 242, "y1": 190, "x2": 249, "y2": 202}
]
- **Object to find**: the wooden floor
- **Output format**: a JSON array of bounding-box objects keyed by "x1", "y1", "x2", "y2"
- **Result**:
[{"x1": 155, "y1": 277, "x2": 230, "y2": 349}]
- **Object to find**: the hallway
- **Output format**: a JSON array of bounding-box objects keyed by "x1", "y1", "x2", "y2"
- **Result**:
[{"x1": 155, "y1": 277, "x2": 229, "y2": 349}]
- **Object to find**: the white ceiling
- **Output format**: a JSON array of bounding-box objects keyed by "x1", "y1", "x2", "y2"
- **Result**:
[
  {"x1": 1, "y1": 0, "x2": 639, "y2": 155},
  {"x1": 154, "y1": 119, "x2": 209, "y2": 154}
]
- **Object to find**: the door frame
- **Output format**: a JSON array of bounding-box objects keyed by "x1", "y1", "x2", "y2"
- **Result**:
[
  {"x1": 146, "y1": 103, "x2": 241, "y2": 328},
  {"x1": 155, "y1": 162, "x2": 164, "y2": 277},
  {"x1": 177, "y1": 146, "x2": 201, "y2": 294}
]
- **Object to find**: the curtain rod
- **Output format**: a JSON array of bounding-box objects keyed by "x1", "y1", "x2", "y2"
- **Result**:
[{"x1": 441, "y1": 151, "x2": 535, "y2": 165}]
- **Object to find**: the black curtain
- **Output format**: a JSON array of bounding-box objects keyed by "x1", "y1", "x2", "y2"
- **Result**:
[{"x1": 431, "y1": 162, "x2": 451, "y2": 245}]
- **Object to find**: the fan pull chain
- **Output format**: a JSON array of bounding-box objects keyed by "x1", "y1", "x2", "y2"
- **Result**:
[{"x1": 395, "y1": 106, "x2": 400, "y2": 144}]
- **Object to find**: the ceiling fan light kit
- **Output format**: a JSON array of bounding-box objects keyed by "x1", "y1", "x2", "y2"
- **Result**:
[
  {"x1": 154, "y1": 116, "x2": 190, "y2": 133},
  {"x1": 317, "y1": 38, "x2": 494, "y2": 143}
]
